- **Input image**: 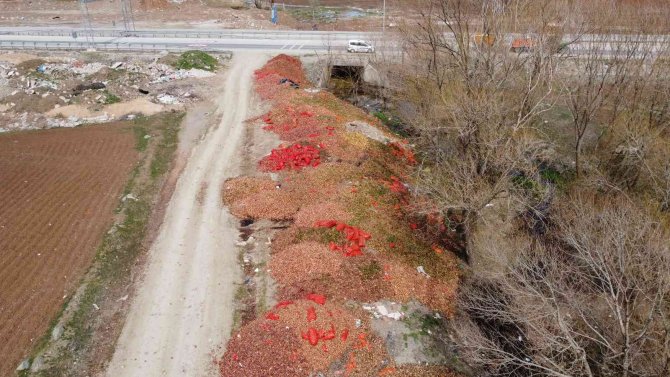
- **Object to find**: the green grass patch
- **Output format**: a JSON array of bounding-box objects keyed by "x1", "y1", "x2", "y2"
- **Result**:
[
  {"x1": 540, "y1": 166, "x2": 571, "y2": 189},
  {"x1": 342, "y1": 175, "x2": 459, "y2": 284},
  {"x1": 367, "y1": 182, "x2": 390, "y2": 199},
  {"x1": 296, "y1": 227, "x2": 344, "y2": 245},
  {"x1": 373, "y1": 111, "x2": 410, "y2": 137},
  {"x1": 150, "y1": 114, "x2": 181, "y2": 178},
  {"x1": 103, "y1": 91, "x2": 121, "y2": 105},
  {"x1": 359, "y1": 260, "x2": 382, "y2": 280},
  {"x1": 18, "y1": 297, "x2": 72, "y2": 377},
  {"x1": 512, "y1": 174, "x2": 539, "y2": 192},
  {"x1": 403, "y1": 311, "x2": 441, "y2": 337},
  {"x1": 133, "y1": 125, "x2": 150, "y2": 152},
  {"x1": 173, "y1": 50, "x2": 218, "y2": 72}
]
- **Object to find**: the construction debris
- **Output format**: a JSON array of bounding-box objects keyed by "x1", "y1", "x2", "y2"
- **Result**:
[
  {"x1": 362, "y1": 301, "x2": 405, "y2": 321},
  {"x1": 0, "y1": 51, "x2": 229, "y2": 132}
]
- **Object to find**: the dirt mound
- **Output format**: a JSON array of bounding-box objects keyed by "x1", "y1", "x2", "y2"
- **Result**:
[
  {"x1": 140, "y1": 0, "x2": 170, "y2": 10},
  {"x1": 220, "y1": 298, "x2": 387, "y2": 375},
  {"x1": 2, "y1": 91, "x2": 64, "y2": 113},
  {"x1": 46, "y1": 98, "x2": 165, "y2": 119},
  {"x1": 0, "y1": 53, "x2": 43, "y2": 65},
  {"x1": 14, "y1": 58, "x2": 47, "y2": 75},
  {"x1": 219, "y1": 54, "x2": 462, "y2": 376},
  {"x1": 228, "y1": 186, "x2": 300, "y2": 220},
  {"x1": 293, "y1": 202, "x2": 350, "y2": 227},
  {"x1": 269, "y1": 241, "x2": 343, "y2": 286},
  {"x1": 386, "y1": 261, "x2": 459, "y2": 318}
]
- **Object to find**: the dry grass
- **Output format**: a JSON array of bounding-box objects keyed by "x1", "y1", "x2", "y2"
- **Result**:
[
  {"x1": 293, "y1": 202, "x2": 351, "y2": 227},
  {"x1": 269, "y1": 241, "x2": 343, "y2": 286},
  {"x1": 230, "y1": 189, "x2": 300, "y2": 221}
]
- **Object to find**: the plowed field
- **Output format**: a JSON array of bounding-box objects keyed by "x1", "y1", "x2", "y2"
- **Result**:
[{"x1": 0, "y1": 124, "x2": 139, "y2": 376}]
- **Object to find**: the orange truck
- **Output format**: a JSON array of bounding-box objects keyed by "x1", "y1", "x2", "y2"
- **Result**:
[
  {"x1": 474, "y1": 33, "x2": 496, "y2": 47},
  {"x1": 511, "y1": 37, "x2": 535, "y2": 52}
]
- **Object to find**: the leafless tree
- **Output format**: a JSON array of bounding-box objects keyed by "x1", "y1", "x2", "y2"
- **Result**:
[
  {"x1": 397, "y1": 0, "x2": 565, "y2": 256},
  {"x1": 456, "y1": 191, "x2": 670, "y2": 377},
  {"x1": 561, "y1": 31, "x2": 661, "y2": 178},
  {"x1": 390, "y1": 1, "x2": 670, "y2": 376}
]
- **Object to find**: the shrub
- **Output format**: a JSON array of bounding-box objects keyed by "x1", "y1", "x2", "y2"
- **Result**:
[
  {"x1": 103, "y1": 91, "x2": 121, "y2": 105},
  {"x1": 173, "y1": 50, "x2": 218, "y2": 72}
]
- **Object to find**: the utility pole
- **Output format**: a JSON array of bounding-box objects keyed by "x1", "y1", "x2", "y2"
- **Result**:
[
  {"x1": 120, "y1": 0, "x2": 128, "y2": 30},
  {"x1": 121, "y1": 0, "x2": 136, "y2": 31},
  {"x1": 79, "y1": 0, "x2": 95, "y2": 48},
  {"x1": 382, "y1": 0, "x2": 386, "y2": 37}
]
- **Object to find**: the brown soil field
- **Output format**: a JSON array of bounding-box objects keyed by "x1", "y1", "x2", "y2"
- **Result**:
[{"x1": 0, "y1": 124, "x2": 140, "y2": 376}]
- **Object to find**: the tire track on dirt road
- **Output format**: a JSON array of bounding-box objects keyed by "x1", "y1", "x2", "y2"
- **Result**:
[{"x1": 106, "y1": 52, "x2": 266, "y2": 377}]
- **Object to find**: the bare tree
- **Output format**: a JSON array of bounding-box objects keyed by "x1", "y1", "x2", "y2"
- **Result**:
[
  {"x1": 390, "y1": 2, "x2": 670, "y2": 376},
  {"x1": 604, "y1": 39, "x2": 670, "y2": 200},
  {"x1": 560, "y1": 4, "x2": 670, "y2": 179},
  {"x1": 456, "y1": 191, "x2": 670, "y2": 377},
  {"x1": 397, "y1": 0, "x2": 564, "y2": 258}
]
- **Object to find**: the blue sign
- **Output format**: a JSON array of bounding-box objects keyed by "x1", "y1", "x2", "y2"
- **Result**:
[{"x1": 271, "y1": 4, "x2": 278, "y2": 25}]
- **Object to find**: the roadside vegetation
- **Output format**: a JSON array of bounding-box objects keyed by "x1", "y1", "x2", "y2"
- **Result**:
[
  {"x1": 173, "y1": 50, "x2": 219, "y2": 72},
  {"x1": 102, "y1": 91, "x2": 121, "y2": 105},
  {"x1": 372, "y1": 0, "x2": 670, "y2": 375},
  {"x1": 24, "y1": 112, "x2": 183, "y2": 376}
]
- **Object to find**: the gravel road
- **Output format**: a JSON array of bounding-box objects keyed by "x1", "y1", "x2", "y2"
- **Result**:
[{"x1": 106, "y1": 52, "x2": 265, "y2": 377}]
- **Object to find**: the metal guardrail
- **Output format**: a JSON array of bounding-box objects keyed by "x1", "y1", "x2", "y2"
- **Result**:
[
  {"x1": 0, "y1": 27, "x2": 667, "y2": 44},
  {"x1": 0, "y1": 40, "x2": 335, "y2": 52},
  {"x1": 0, "y1": 40, "x2": 192, "y2": 52},
  {"x1": 0, "y1": 28, "x2": 380, "y2": 41},
  {"x1": 0, "y1": 28, "x2": 665, "y2": 55}
]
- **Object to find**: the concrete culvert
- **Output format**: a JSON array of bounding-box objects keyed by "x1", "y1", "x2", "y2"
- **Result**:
[{"x1": 330, "y1": 65, "x2": 363, "y2": 82}]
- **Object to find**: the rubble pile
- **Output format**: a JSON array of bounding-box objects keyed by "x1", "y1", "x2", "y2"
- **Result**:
[{"x1": 0, "y1": 51, "x2": 224, "y2": 132}]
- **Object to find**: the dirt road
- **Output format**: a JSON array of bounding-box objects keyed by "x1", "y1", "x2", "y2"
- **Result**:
[{"x1": 106, "y1": 53, "x2": 265, "y2": 377}]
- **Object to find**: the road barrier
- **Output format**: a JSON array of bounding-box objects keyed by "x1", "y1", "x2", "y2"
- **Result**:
[
  {"x1": 0, "y1": 27, "x2": 379, "y2": 41},
  {"x1": 0, "y1": 40, "x2": 222, "y2": 52}
]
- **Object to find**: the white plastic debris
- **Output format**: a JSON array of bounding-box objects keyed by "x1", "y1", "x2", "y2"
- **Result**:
[
  {"x1": 362, "y1": 301, "x2": 405, "y2": 321},
  {"x1": 387, "y1": 312, "x2": 403, "y2": 320},
  {"x1": 122, "y1": 193, "x2": 138, "y2": 202},
  {"x1": 417, "y1": 265, "x2": 430, "y2": 278},
  {"x1": 156, "y1": 93, "x2": 180, "y2": 105}
]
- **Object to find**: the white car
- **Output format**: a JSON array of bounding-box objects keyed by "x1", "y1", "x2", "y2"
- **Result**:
[{"x1": 347, "y1": 40, "x2": 375, "y2": 53}]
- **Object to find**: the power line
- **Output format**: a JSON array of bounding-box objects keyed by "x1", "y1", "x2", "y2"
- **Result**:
[
  {"x1": 121, "y1": 0, "x2": 136, "y2": 31},
  {"x1": 79, "y1": 0, "x2": 95, "y2": 48}
]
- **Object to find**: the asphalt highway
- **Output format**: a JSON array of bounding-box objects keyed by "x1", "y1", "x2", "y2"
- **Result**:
[
  {"x1": 0, "y1": 26, "x2": 667, "y2": 56},
  {"x1": 0, "y1": 27, "x2": 378, "y2": 53}
]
